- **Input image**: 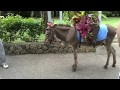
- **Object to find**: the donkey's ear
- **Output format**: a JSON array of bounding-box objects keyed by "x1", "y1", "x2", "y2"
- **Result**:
[
  {"x1": 52, "y1": 24, "x2": 57, "y2": 27},
  {"x1": 54, "y1": 24, "x2": 57, "y2": 26}
]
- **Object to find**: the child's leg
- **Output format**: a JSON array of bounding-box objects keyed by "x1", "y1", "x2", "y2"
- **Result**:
[
  {"x1": 92, "y1": 29, "x2": 99, "y2": 48},
  {"x1": 92, "y1": 24, "x2": 100, "y2": 48}
]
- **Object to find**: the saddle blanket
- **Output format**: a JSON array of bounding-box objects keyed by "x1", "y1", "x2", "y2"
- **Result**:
[{"x1": 77, "y1": 24, "x2": 108, "y2": 42}]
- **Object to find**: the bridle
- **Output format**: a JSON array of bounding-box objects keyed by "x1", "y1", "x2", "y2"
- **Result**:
[{"x1": 44, "y1": 22, "x2": 56, "y2": 46}]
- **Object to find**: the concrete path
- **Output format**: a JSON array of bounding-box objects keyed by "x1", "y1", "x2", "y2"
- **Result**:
[{"x1": 0, "y1": 43, "x2": 120, "y2": 79}]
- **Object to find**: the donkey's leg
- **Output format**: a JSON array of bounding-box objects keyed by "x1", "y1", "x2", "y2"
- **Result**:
[
  {"x1": 104, "y1": 45, "x2": 116, "y2": 68},
  {"x1": 111, "y1": 46, "x2": 116, "y2": 67},
  {"x1": 60, "y1": 41, "x2": 66, "y2": 48},
  {"x1": 72, "y1": 46, "x2": 78, "y2": 71},
  {"x1": 104, "y1": 32, "x2": 116, "y2": 69},
  {"x1": 105, "y1": 24, "x2": 116, "y2": 68},
  {"x1": 104, "y1": 45, "x2": 112, "y2": 69}
]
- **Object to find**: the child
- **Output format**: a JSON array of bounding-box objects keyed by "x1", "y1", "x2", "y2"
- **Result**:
[{"x1": 0, "y1": 39, "x2": 8, "y2": 69}]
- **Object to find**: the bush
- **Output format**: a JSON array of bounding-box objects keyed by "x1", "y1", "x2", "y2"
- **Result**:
[
  {"x1": 0, "y1": 14, "x2": 44, "y2": 43},
  {"x1": 102, "y1": 11, "x2": 120, "y2": 17}
]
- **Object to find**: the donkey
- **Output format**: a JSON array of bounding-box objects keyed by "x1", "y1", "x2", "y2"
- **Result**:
[{"x1": 44, "y1": 22, "x2": 120, "y2": 72}]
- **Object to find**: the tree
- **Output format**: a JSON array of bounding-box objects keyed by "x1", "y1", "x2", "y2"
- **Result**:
[
  {"x1": 39, "y1": 11, "x2": 48, "y2": 33},
  {"x1": 0, "y1": 11, "x2": 2, "y2": 16},
  {"x1": 30, "y1": 11, "x2": 34, "y2": 17}
]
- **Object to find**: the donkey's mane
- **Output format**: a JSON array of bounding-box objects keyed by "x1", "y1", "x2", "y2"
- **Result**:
[{"x1": 55, "y1": 24, "x2": 72, "y2": 27}]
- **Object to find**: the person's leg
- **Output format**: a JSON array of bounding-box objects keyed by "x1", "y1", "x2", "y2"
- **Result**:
[
  {"x1": 2, "y1": 62, "x2": 8, "y2": 69},
  {"x1": 0, "y1": 39, "x2": 9, "y2": 69},
  {"x1": 0, "y1": 55, "x2": 9, "y2": 69}
]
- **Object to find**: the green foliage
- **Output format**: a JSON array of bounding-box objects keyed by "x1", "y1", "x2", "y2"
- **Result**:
[
  {"x1": 62, "y1": 11, "x2": 74, "y2": 26},
  {"x1": 102, "y1": 11, "x2": 120, "y2": 17},
  {"x1": 88, "y1": 11, "x2": 108, "y2": 19},
  {"x1": 0, "y1": 14, "x2": 44, "y2": 43},
  {"x1": 62, "y1": 11, "x2": 108, "y2": 26}
]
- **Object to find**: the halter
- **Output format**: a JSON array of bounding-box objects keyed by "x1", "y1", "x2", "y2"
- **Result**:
[{"x1": 45, "y1": 22, "x2": 56, "y2": 45}]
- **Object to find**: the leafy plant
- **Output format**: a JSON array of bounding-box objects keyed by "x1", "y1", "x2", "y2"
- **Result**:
[
  {"x1": 62, "y1": 11, "x2": 108, "y2": 26},
  {"x1": 0, "y1": 14, "x2": 44, "y2": 43}
]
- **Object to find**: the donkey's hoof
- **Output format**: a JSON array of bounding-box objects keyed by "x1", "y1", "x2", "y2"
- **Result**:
[
  {"x1": 112, "y1": 64, "x2": 116, "y2": 67},
  {"x1": 60, "y1": 43, "x2": 65, "y2": 48},
  {"x1": 72, "y1": 68, "x2": 77, "y2": 72},
  {"x1": 72, "y1": 65, "x2": 77, "y2": 72},
  {"x1": 104, "y1": 66, "x2": 108, "y2": 69}
]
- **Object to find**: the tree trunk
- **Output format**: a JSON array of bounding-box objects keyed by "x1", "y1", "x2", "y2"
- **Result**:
[
  {"x1": 0, "y1": 11, "x2": 2, "y2": 16},
  {"x1": 31, "y1": 11, "x2": 34, "y2": 17},
  {"x1": 42, "y1": 11, "x2": 48, "y2": 34},
  {"x1": 39, "y1": 11, "x2": 43, "y2": 18},
  {"x1": 51, "y1": 11, "x2": 53, "y2": 17},
  {"x1": 68, "y1": 11, "x2": 71, "y2": 21}
]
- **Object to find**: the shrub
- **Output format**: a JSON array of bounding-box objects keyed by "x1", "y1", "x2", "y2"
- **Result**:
[
  {"x1": 102, "y1": 11, "x2": 120, "y2": 17},
  {"x1": 0, "y1": 14, "x2": 44, "y2": 43}
]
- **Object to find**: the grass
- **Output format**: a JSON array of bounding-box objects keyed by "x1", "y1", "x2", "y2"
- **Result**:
[
  {"x1": 101, "y1": 17, "x2": 120, "y2": 27},
  {"x1": 39, "y1": 33, "x2": 45, "y2": 41}
]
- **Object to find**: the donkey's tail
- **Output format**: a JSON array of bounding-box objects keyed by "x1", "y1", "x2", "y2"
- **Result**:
[{"x1": 117, "y1": 21, "x2": 120, "y2": 47}]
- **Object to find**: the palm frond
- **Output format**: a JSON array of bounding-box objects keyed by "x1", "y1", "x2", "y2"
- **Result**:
[{"x1": 101, "y1": 14, "x2": 108, "y2": 19}]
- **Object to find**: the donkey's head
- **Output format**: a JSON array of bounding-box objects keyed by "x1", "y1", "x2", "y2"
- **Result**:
[{"x1": 44, "y1": 22, "x2": 57, "y2": 47}]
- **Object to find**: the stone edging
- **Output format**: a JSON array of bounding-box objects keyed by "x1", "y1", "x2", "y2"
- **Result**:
[{"x1": 3, "y1": 42, "x2": 96, "y2": 55}]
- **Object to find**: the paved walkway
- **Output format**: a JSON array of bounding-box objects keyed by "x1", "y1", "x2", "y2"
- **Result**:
[{"x1": 0, "y1": 43, "x2": 120, "y2": 79}]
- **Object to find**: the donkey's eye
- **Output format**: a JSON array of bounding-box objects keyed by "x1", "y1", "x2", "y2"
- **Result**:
[
  {"x1": 46, "y1": 34, "x2": 49, "y2": 36},
  {"x1": 46, "y1": 29, "x2": 49, "y2": 31}
]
